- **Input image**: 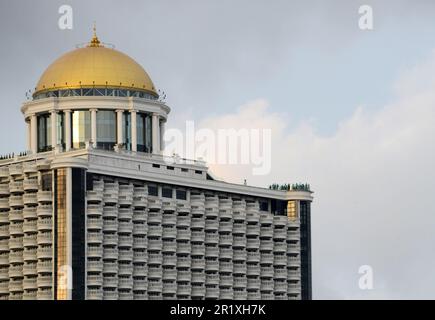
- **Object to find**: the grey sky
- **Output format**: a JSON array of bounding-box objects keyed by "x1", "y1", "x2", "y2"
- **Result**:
[{"x1": 1, "y1": 0, "x2": 435, "y2": 299}]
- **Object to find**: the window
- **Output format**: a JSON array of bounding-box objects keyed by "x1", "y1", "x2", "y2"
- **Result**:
[
  {"x1": 96, "y1": 110, "x2": 116, "y2": 150},
  {"x1": 137, "y1": 113, "x2": 152, "y2": 153},
  {"x1": 148, "y1": 185, "x2": 158, "y2": 196},
  {"x1": 71, "y1": 110, "x2": 91, "y2": 149},
  {"x1": 37, "y1": 113, "x2": 52, "y2": 152},
  {"x1": 176, "y1": 190, "x2": 187, "y2": 200},
  {"x1": 162, "y1": 187, "x2": 173, "y2": 198},
  {"x1": 123, "y1": 112, "x2": 131, "y2": 150}
]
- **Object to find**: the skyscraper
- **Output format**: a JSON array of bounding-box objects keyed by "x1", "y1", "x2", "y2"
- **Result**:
[{"x1": 0, "y1": 31, "x2": 313, "y2": 300}]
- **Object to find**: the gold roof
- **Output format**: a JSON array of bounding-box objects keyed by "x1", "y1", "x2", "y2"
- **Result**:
[{"x1": 34, "y1": 31, "x2": 158, "y2": 97}]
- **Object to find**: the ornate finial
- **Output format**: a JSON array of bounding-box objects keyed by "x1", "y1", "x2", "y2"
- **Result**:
[{"x1": 88, "y1": 22, "x2": 101, "y2": 47}]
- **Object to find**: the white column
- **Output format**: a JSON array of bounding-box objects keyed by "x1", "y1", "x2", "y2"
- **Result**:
[
  {"x1": 131, "y1": 110, "x2": 137, "y2": 152},
  {"x1": 152, "y1": 113, "x2": 160, "y2": 154},
  {"x1": 160, "y1": 120, "x2": 165, "y2": 152},
  {"x1": 90, "y1": 109, "x2": 97, "y2": 148},
  {"x1": 26, "y1": 120, "x2": 31, "y2": 152},
  {"x1": 116, "y1": 110, "x2": 124, "y2": 146},
  {"x1": 64, "y1": 110, "x2": 71, "y2": 151},
  {"x1": 30, "y1": 114, "x2": 37, "y2": 154},
  {"x1": 50, "y1": 110, "x2": 57, "y2": 149}
]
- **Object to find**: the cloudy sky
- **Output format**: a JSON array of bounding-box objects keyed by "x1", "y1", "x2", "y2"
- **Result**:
[{"x1": 1, "y1": 0, "x2": 435, "y2": 299}]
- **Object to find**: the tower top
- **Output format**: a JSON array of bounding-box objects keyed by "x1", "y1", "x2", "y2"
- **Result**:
[{"x1": 88, "y1": 22, "x2": 101, "y2": 47}]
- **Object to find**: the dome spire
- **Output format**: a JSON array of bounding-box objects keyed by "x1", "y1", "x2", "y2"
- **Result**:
[{"x1": 88, "y1": 22, "x2": 102, "y2": 47}]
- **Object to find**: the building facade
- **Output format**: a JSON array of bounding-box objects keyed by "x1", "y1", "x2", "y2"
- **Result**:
[{"x1": 0, "y1": 31, "x2": 313, "y2": 300}]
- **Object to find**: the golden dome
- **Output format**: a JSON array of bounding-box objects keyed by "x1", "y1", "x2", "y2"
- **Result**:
[{"x1": 34, "y1": 32, "x2": 158, "y2": 97}]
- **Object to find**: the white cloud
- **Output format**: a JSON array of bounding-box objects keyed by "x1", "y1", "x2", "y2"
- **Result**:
[{"x1": 190, "y1": 53, "x2": 435, "y2": 299}]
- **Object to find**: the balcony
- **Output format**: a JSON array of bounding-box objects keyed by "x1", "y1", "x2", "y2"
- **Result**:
[
  {"x1": 177, "y1": 216, "x2": 190, "y2": 228},
  {"x1": 191, "y1": 245, "x2": 205, "y2": 257},
  {"x1": 233, "y1": 263, "x2": 247, "y2": 275},
  {"x1": 260, "y1": 240, "x2": 274, "y2": 252},
  {"x1": 219, "y1": 235, "x2": 232, "y2": 247},
  {"x1": 191, "y1": 231, "x2": 205, "y2": 243},
  {"x1": 103, "y1": 247, "x2": 118, "y2": 260},
  {"x1": 233, "y1": 275, "x2": 247, "y2": 288},
  {"x1": 247, "y1": 265, "x2": 260, "y2": 277},
  {"x1": 273, "y1": 254, "x2": 287, "y2": 266},
  {"x1": 287, "y1": 242, "x2": 300, "y2": 254},
  {"x1": 148, "y1": 225, "x2": 163, "y2": 237},
  {"x1": 247, "y1": 278, "x2": 261, "y2": 290},
  {"x1": 37, "y1": 275, "x2": 53, "y2": 288},
  {"x1": 148, "y1": 212, "x2": 162, "y2": 224},
  {"x1": 87, "y1": 217, "x2": 103, "y2": 230},
  {"x1": 246, "y1": 239, "x2": 260, "y2": 250},
  {"x1": 0, "y1": 167, "x2": 9, "y2": 178},
  {"x1": 219, "y1": 221, "x2": 232, "y2": 233},
  {"x1": 36, "y1": 260, "x2": 52, "y2": 273},
  {"x1": 260, "y1": 227, "x2": 273, "y2": 239},
  {"x1": 23, "y1": 220, "x2": 37, "y2": 234},
  {"x1": 162, "y1": 213, "x2": 176, "y2": 226},
  {"x1": 9, "y1": 265, "x2": 23, "y2": 278},
  {"x1": 162, "y1": 281, "x2": 177, "y2": 295},
  {"x1": 0, "y1": 184, "x2": 9, "y2": 197},
  {"x1": 87, "y1": 288, "x2": 103, "y2": 300},
  {"x1": 23, "y1": 162, "x2": 37, "y2": 174},
  {"x1": 118, "y1": 221, "x2": 133, "y2": 234},
  {"x1": 246, "y1": 212, "x2": 260, "y2": 224},
  {"x1": 132, "y1": 195, "x2": 147, "y2": 209},
  {"x1": 87, "y1": 246, "x2": 103, "y2": 258},
  {"x1": 87, "y1": 190, "x2": 103, "y2": 203},
  {"x1": 163, "y1": 268, "x2": 177, "y2": 281},
  {"x1": 9, "y1": 209, "x2": 23, "y2": 222},
  {"x1": 9, "y1": 222, "x2": 24, "y2": 237},
  {"x1": 260, "y1": 252, "x2": 273, "y2": 266},
  {"x1": 9, "y1": 181, "x2": 23, "y2": 194},
  {"x1": 246, "y1": 226, "x2": 260, "y2": 237},
  {"x1": 103, "y1": 276, "x2": 118, "y2": 288},
  {"x1": 23, "y1": 277, "x2": 37, "y2": 290},
  {"x1": 0, "y1": 253, "x2": 8, "y2": 266},
  {"x1": 162, "y1": 200, "x2": 176, "y2": 212},
  {"x1": 37, "y1": 218, "x2": 52, "y2": 231},
  {"x1": 274, "y1": 268, "x2": 287, "y2": 280},
  {"x1": 0, "y1": 198, "x2": 9, "y2": 210},
  {"x1": 0, "y1": 212, "x2": 8, "y2": 225},
  {"x1": 23, "y1": 234, "x2": 37, "y2": 248},
  {"x1": 162, "y1": 227, "x2": 176, "y2": 240},
  {"x1": 191, "y1": 218, "x2": 205, "y2": 230},
  {"x1": 176, "y1": 257, "x2": 191, "y2": 269},
  {"x1": 148, "y1": 280, "x2": 163, "y2": 293},
  {"x1": 219, "y1": 262, "x2": 233, "y2": 273},
  {"x1": 87, "y1": 232, "x2": 103, "y2": 245},
  {"x1": 133, "y1": 278, "x2": 147, "y2": 291},
  {"x1": 191, "y1": 258, "x2": 205, "y2": 270},
  {"x1": 205, "y1": 207, "x2": 218, "y2": 219},
  {"x1": 260, "y1": 266, "x2": 274, "y2": 278},
  {"x1": 133, "y1": 237, "x2": 147, "y2": 249},
  {"x1": 233, "y1": 237, "x2": 246, "y2": 249},
  {"x1": 87, "y1": 261, "x2": 103, "y2": 273},
  {"x1": 103, "y1": 207, "x2": 117, "y2": 218},
  {"x1": 9, "y1": 195, "x2": 24, "y2": 208},
  {"x1": 37, "y1": 205, "x2": 52, "y2": 218},
  {"x1": 133, "y1": 223, "x2": 147, "y2": 236},
  {"x1": 147, "y1": 197, "x2": 162, "y2": 211},
  {"x1": 103, "y1": 262, "x2": 118, "y2": 275},
  {"x1": 133, "y1": 210, "x2": 147, "y2": 222},
  {"x1": 232, "y1": 224, "x2": 246, "y2": 235},
  {"x1": 176, "y1": 229, "x2": 191, "y2": 241},
  {"x1": 37, "y1": 288, "x2": 53, "y2": 300},
  {"x1": 87, "y1": 204, "x2": 103, "y2": 217},
  {"x1": 118, "y1": 208, "x2": 133, "y2": 221},
  {"x1": 233, "y1": 249, "x2": 246, "y2": 262},
  {"x1": 37, "y1": 246, "x2": 52, "y2": 260},
  {"x1": 118, "y1": 190, "x2": 133, "y2": 206},
  {"x1": 147, "y1": 239, "x2": 162, "y2": 251},
  {"x1": 37, "y1": 232, "x2": 52, "y2": 245},
  {"x1": 23, "y1": 179, "x2": 38, "y2": 192},
  {"x1": 101, "y1": 232, "x2": 118, "y2": 246},
  {"x1": 23, "y1": 193, "x2": 38, "y2": 206},
  {"x1": 118, "y1": 249, "x2": 133, "y2": 262},
  {"x1": 9, "y1": 236, "x2": 23, "y2": 249},
  {"x1": 118, "y1": 277, "x2": 133, "y2": 290},
  {"x1": 103, "y1": 190, "x2": 118, "y2": 205},
  {"x1": 219, "y1": 287, "x2": 233, "y2": 300},
  {"x1": 176, "y1": 283, "x2": 190, "y2": 297},
  {"x1": 205, "y1": 219, "x2": 218, "y2": 232},
  {"x1": 287, "y1": 270, "x2": 300, "y2": 279},
  {"x1": 191, "y1": 284, "x2": 205, "y2": 298},
  {"x1": 103, "y1": 290, "x2": 118, "y2": 300},
  {"x1": 9, "y1": 250, "x2": 23, "y2": 264},
  {"x1": 162, "y1": 240, "x2": 176, "y2": 253},
  {"x1": 87, "y1": 274, "x2": 103, "y2": 287},
  {"x1": 0, "y1": 225, "x2": 9, "y2": 238},
  {"x1": 9, "y1": 164, "x2": 23, "y2": 177},
  {"x1": 177, "y1": 270, "x2": 191, "y2": 282},
  {"x1": 102, "y1": 219, "x2": 117, "y2": 232},
  {"x1": 205, "y1": 285, "x2": 219, "y2": 299},
  {"x1": 37, "y1": 191, "x2": 52, "y2": 203},
  {"x1": 274, "y1": 242, "x2": 287, "y2": 253},
  {"x1": 205, "y1": 244, "x2": 219, "y2": 258}
]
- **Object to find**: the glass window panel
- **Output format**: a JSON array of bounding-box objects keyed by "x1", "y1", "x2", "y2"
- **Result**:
[
  {"x1": 96, "y1": 110, "x2": 116, "y2": 150},
  {"x1": 72, "y1": 110, "x2": 91, "y2": 149}
]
